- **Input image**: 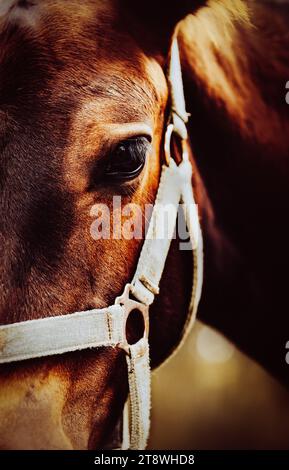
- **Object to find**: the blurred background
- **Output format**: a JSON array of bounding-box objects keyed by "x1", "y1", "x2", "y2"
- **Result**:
[{"x1": 149, "y1": 321, "x2": 289, "y2": 449}]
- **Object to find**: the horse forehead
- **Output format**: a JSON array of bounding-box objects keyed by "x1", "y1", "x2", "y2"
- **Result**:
[
  {"x1": 0, "y1": 0, "x2": 112, "y2": 27},
  {"x1": 0, "y1": 0, "x2": 120, "y2": 66},
  {"x1": 0, "y1": 0, "x2": 166, "y2": 114},
  {"x1": 0, "y1": 0, "x2": 130, "y2": 57}
]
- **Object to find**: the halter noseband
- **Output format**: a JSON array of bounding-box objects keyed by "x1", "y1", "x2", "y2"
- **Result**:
[{"x1": 0, "y1": 38, "x2": 203, "y2": 450}]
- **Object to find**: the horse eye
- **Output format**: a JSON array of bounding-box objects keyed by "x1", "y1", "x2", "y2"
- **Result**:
[{"x1": 105, "y1": 137, "x2": 150, "y2": 182}]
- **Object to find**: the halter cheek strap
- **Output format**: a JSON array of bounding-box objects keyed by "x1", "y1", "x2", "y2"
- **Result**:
[{"x1": 0, "y1": 38, "x2": 203, "y2": 451}]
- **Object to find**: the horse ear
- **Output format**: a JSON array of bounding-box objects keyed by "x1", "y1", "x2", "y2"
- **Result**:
[{"x1": 121, "y1": 0, "x2": 206, "y2": 55}]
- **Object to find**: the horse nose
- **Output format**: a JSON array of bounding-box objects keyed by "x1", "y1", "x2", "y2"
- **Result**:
[{"x1": 0, "y1": 365, "x2": 73, "y2": 449}]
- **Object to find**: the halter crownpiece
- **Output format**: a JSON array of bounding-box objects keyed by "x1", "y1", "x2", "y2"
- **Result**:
[{"x1": 0, "y1": 37, "x2": 203, "y2": 450}]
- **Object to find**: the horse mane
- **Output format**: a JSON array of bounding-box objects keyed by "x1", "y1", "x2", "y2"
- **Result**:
[
  {"x1": 178, "y1": 0, "x2": 289, "y2": 151},
  {"x1": 176, "y1": 1, "x2": 289, "y2": 387}
]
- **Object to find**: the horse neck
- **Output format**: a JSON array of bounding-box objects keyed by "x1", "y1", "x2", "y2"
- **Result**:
[{"x1": 178, "y1": 3, "x2": 289, "y2": 387}]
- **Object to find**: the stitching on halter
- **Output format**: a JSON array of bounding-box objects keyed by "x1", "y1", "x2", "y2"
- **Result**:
[
  {"x1": 107, "y1": 310, "x2": 113, "y2": 343},
  {"x1": 139, "y1": 275, "x2": 160, "y2": 296}
]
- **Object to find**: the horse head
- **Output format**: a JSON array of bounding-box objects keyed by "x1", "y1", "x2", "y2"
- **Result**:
[{"x1": 0, "y1": 0, "x2": 204, "y2": 449}]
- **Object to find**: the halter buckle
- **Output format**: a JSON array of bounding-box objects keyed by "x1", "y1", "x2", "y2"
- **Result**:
[{"x1": 115, "y1": 284, "x2": 149, "y2": 356}]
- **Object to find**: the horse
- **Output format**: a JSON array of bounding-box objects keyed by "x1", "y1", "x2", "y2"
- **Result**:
[{"x1": 0, "y1": 0, "x2": 288, "y2": 450}]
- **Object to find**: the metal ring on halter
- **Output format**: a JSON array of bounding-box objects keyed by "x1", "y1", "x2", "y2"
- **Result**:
[
  {"x1": 115, "y1": 283, "x2": 149, "y2": 356},
  {"x1": 164, "y1": 123, "x2": 174, "y2": 166},
  {"x1": 164, "y1": 123, "x2": 189, "y2": 166}
]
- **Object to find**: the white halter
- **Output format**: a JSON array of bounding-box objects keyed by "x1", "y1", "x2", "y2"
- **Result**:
[{"x1": 0, "y1": 38, "x2": 203, "y2": 450}]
